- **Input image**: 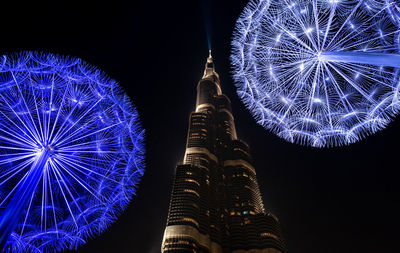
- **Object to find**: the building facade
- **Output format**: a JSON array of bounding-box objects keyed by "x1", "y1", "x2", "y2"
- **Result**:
[{"x1": 162, "y1": 52, "x2": 286, "y2": 253}]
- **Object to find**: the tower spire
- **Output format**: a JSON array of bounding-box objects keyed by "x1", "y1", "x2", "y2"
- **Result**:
[{"x1": 203, "y1": 50, "x2": 219, "y2": 80}]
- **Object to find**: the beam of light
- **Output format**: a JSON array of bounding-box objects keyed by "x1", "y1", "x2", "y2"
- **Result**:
[
  {"x1": 231, "y1": 0, "x2": 400, "y2": 147},
  {"x1": 0, "y1": 52, "x2": 145, "y2": 252},
  {"x1": 202, "y1": 0, "x2": 213, "y2": 50},
  {"x1": 0, "y1": 148, "x2": 51, "y2": 247},
  {"x1": 319, "y1": 51, "x2": 400, "y2": 68}
]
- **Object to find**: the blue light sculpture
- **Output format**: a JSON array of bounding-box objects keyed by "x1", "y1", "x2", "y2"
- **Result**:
[
  {"x1": 231, "y1": 0, "x2": 400, "y2": 147},
  {"x1": 0, "y1": 52, "x2": 145, "y2": 252}
]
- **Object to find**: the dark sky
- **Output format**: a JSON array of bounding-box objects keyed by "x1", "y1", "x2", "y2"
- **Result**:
[{"x1": 2, "y1": 0, "x2": 400, "y2": 252}]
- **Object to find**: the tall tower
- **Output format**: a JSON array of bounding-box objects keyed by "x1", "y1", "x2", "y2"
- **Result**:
[{"x1": 162, "y1": 52, "x2": 286, "y2": 253}]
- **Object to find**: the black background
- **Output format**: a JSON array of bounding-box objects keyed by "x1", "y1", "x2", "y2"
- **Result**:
[{"x1": 2, "y1": 0, "x2": 400, "y2": 252}]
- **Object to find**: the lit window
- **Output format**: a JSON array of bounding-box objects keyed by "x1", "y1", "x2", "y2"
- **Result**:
[
  {"x1": 182, "y1": 217, "x2": 199, "y2": 227},
  {"x1": 177, "y1": 240, "x2": 190, "y2": 245},
  {"x1": 184, "y1": 189, "x2": 200, "y2": 197},
  {"x1": 185, "y1": 179, "x2": 200, "y2": 186},
  {"x1": 260, "y1": 232, "x2": 279, "y2": 240}
]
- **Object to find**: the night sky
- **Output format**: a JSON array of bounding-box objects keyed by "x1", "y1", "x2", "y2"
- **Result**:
[{"x1": 2, "y1": 0, "x2": 400, "y2": 252}]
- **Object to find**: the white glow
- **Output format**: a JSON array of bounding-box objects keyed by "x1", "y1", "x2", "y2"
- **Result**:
[
  {"x1": 313, "y1": 98, "x2": 323, "y2": 103},
  {"x1": 343, "y1": 111, "x2": 359, "y2": 118},
  {"x1": 280, "y1": 96, "x2": 290, "y2": 105},
  {"x1": 276, "y1": 34, "x2": 282, "y2": 42},
  {"x1": 317, "y1": 52, "x2": 322, "y2": 61}
]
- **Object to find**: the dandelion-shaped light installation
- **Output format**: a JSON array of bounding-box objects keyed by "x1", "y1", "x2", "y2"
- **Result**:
[
  {"x1": 231, "y1": 0, "x2": 400, "y2": 147},
  {"x1": 0, "y1": 52, "x2": 145, "y2": 252}
]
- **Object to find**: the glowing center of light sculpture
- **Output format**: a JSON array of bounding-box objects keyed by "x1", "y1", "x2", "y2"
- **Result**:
[
  {"x1": 0, "y1": 52, "x2": 145, "y2": 252},
  {"x1": 231, "y1": 0, "x2": 400, "y2": 147}
]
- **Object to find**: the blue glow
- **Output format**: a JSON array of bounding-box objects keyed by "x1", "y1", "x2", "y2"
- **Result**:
[
  {"x1": 319, "y1": 52, "x2": 400, "y2": 67},
  {"x1": 0, "y1": 52, "x2": 145, "y2": 252},
  {"x1": 231, "y1": 0, "x2": 400, "y2": 147}
]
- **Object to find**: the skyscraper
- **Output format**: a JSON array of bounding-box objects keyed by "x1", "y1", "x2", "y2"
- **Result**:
[{"x1": 162, "y1": 52, "x2": 286, "y2": 253}]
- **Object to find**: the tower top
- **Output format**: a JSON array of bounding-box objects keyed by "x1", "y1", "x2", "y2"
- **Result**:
[{"x1": 203, "y1": 50, "x2": 220, "y2": 80}]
